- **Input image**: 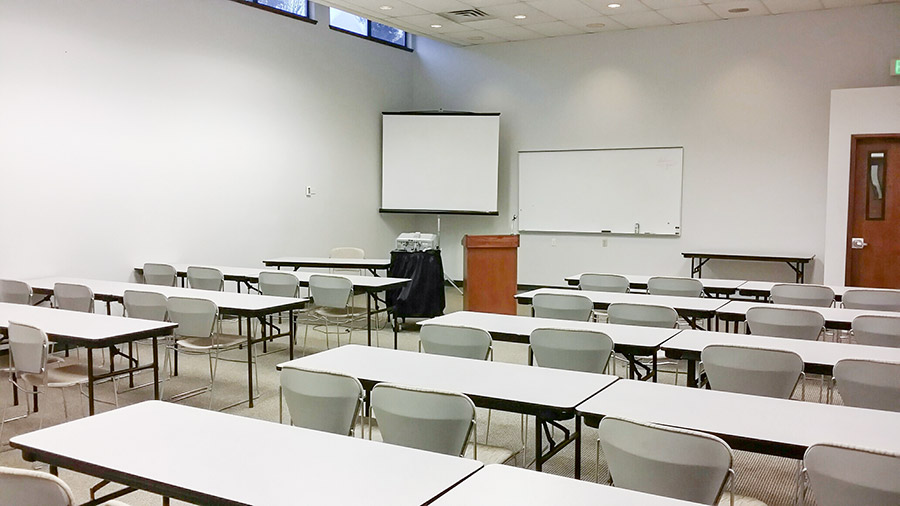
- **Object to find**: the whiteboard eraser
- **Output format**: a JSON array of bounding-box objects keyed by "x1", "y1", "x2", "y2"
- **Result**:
[{"x1": 601, "y1": 230, "x2": 611, "y2": 233}]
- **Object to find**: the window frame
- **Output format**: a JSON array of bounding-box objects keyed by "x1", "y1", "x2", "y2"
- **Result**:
[
  {"x1": 231, "y1": 0, "x2": 316, "y2": 25},
  {"x1": 328, "y1": 9, "x2": 412, "y2": 52}
]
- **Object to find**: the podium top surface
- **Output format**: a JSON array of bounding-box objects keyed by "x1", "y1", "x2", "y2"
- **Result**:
[{"x1": 462, "y1": 234, "x2": 520, "y2": 248}]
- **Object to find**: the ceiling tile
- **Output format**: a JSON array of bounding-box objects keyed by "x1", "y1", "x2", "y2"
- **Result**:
[
  {"x1": 443, "y1": 29, "x2": 508, "y2": 44},
  {"x1": 480, "y1": 3, "x2": 558, "y2": 24},
  {"x1": 705, "y1": 0, "x2": 772, "y2": 17},
  {"x1": 567, "y1": 15, "x2": 630, "y2": 30},
  {"x1": 398, "y1": 13, "x2": 471, "y2": 31},
  {"x1": 526, "y1": 0, "x2": 601, "y2": 19},
  {"x1": 461, "y1": 17, "x2": 517, "y2": 29},
  {"x1": 406, "y1": 0, "x2": 471, "y2": 12},
  {"x1": 526, "y1": 20, "x2": 587, "y2": 36},
  {"x1": 348, "y1": 0, "x2": 429, "y2": 17},
  {"x1": 464, "y1": 0, "x2": 516, "y2": 6},
  {"x1": 761, "y1": 0, "x2": 823, "y2": 13},
  {"x1": 610, "y1": 9, "x2": 675, "y2": 26},
  {"x1": 820, "y1": 0, "x2": 878, "y2": 7},
  {"x1": 657, "y1": 4, "x2": 721, "y2": 22},
  {"x1": 584, "y1": 0, "x2": 653, "y2": 15},
  {"x1": 640, "y1": 0, "x2": 705, "y2": 8},
  {"x1": 489, "y1": 24, "x2": 546, "y2": 40}
]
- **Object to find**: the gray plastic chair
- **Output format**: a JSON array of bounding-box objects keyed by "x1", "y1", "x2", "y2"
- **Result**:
[
  {"x1": 701, "y1": 345, "x2": 803, "y2": 399},
  {"x1": 851, "y1": 315, "x2": 900, "y2": 348},
  {"x1": 529, "y1": 327, "x2": 613, "y2": 373},
  {"x1": 833, "y1": 359, "x2": 900, "y2": 412},
  {"x1": 579, "y1": 273, "x2": 629, "y2": 293},
  {"x1": 842, "y1": 289, "x2": 900, "y2": 312},
  {"x1": 419, "y1": 324, "x2": 492, "y2": 360},
  {"x1": 0, "y1": 466, "x2": 76, "y2": 506},
  {"x1": 142, "y1": 263, "x2": 177, "y2": 287},
  {"x1": 770, "y1": 284, "x2": 834, "y2": 307},
  {"x1": 801, "y1": 444, "x2": 900, "y2": 506},
  {"x1": 330, "y1": 247, "x2": 366, "y2": 276},
  {"x1": 186, "y1": 266, "x2": 224, "y2": 291},
  {"x1": 258, "y1": 271, "x2": 300, "y2": 298},
  {"x1": 647, "y1": 276, "x2": 703, "y2": 298},
  {"x1": 532, "y1": 292, "x2": 593, "y2": 322},
  {"x1": 53, "y1": 283, "x2": 94, "y2": 313},
  {"x1": 372, "y1": 383, "x2": 476, "y2": 458},
  {"x1": 0, "y1": 279, "x2": 32, "y2": 305},
  {"x1": 607, "y1": 302, "x2": 678, "y2": 328},
  {"x1": 597, "y1": 416, "x2": 734, "y2": 505},
  {"x1": 123, "y1": 290, "x2": 167, "y2": 321},
  {"x1": 280, "y1": 367, "x2": 364, "y2": 436},
  {"x1": 746, "y1": 306, "x2": 824, "y2": 341},
  {"x1": 308, "y1": 274, "x2": 367, "y2": 349}
]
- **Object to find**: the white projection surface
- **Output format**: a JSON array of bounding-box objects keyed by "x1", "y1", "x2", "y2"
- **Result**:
[
  {"x1": 518, "y1": 147, "x2": 683, "y2": 236},
  {"x1": 381, "y1": 113, "x2": 500, "y2": 215}
]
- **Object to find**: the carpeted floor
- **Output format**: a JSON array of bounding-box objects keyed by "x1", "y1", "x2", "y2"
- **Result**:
[{"x1": 0, "y1": 288, "x2": 827, "y2": 505}]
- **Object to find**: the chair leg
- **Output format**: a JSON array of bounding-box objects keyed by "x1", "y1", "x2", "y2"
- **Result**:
[
  {"x1": 484, "y1": 409, "x2": 492, "y2": 444},
  {"x1": 209, "y1": 350, "x2": 219, "y2": 410}
]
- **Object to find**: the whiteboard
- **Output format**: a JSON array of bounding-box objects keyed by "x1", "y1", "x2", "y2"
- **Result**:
[
  {"x1": 518, "y1": 147, "x2": 683, "y2": 235},
  {"x1": 381, "y1": 113, "x2": 500, "y2": 215}
]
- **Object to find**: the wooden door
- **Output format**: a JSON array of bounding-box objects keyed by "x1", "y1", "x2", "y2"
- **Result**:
[{"x1": 846, "y1": 135, "x2": 900, "y2": 288}]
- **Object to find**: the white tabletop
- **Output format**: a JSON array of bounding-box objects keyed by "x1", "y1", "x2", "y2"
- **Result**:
[
  {"x1": 29, "y1": 277, "x2": 308, "y2": 315},
  {"x1": 0, "y1": 302, "x2": 175, "y2": 346},
  {"x1": 420, "y1": 311, "x2": 680, "y2": 351},
  {"x1": 141, "y1": 263, "x2": 410, "y2": 290},
  {"x1": 263, "y1": 256, "x2": 392, "y2": 267},
  {"x1": 516, "y1": 288, "x2": 729, "y2": 314},
  {"x1": 434, "y1": 464, "x2": 702, "y2": 505},
  {"x1": 717, "y1": 300, "x2": 900, "y2": 327},
  {"x1": 11, "y1": 401, "x2": 482, "y2": 506},
  {"x1": 280, "y1": 345, "x2": 618, "y2": 413},
  {"x1": 577, "y1": 380, "x2": 900, "y2": 457},
  {"x1": 662, "y1": 329, "x2": 900, "y2": 371},
  {"x1": 565, "y1": 274, "x2": 746, "y2": 291}
]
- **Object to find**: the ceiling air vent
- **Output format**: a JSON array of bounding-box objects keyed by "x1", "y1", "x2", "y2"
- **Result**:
[{"x1": 438, "y1": 9, "x2": 493, "y2": 23}]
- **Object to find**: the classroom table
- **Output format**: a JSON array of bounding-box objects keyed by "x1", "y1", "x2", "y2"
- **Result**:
[
  {"x1": 134, "y1": 263, "x2": 410, "y2": 348},
  {"x1": 716, "y1": 300, "x2": 900, "y2": 332},
  {"x1": 419, "y1": 311, "x2": 680, "y2": 381},
  {"x1": 662, "y1": 328, "x2": 900, "y2": 387},
  {"x1": 682, "y1": 252, "x2": 814, "y2": 283},
  {"x1": 10, "y1": 401, "x2": 483, "y2": 506},
  {"x1": 564, "y1": 274, "x2": 746, "y2": 298},
  {"x1": 263, "y1": 256, "x2": 392, "y2": 276},
  {"x1": 433, "y1": 464, "x2": 702, "y2": 505},
  {"x1": 738, "y1": 281, "x2": 900, "y2": 303},
  {"x1": 515, "y1": 288, "x2": 729, "y2": 329},
  {"x1": 30, "y1": 277, "x2": 307, "y2": 409},
  {"x1": 278, "y1": 345, "x2": 619, "y2": 478},
  {"x1": 576, "y1": 379, "x2": 900, "y2": 460},
  {"x1": 0, "y1": 302, "x2": 175, "y2": 415}
]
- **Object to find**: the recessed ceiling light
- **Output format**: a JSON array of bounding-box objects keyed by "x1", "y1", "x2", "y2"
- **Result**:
[
  {"x1": 607, "y1": 3, "x2": 621, "y2": 8},
  {"x1": 586, "y1": 22, "x2": 606, "y2": 28},
  {"x1": 431, "y1": 24, "x2": 442, "y2": 28},
  {"x1": 468, "y1": 36, "x2": 485, "y2": 41},
  {"x1": 514, "y1": 14, "x2": 527, "y2": 20},
  {"x1": 378, "y1": 5, "x2": 392, "y2": 10},
  {"x1": 728, "y1": 7, "x2": 749, "y2": 13}
]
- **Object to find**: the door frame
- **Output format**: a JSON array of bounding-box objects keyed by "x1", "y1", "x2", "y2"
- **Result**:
[{"x1": 844, "y1": 133, "x2": 900, "y2": 283}]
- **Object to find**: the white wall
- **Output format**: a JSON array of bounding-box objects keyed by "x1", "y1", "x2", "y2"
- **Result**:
[
  {"x1": 411, "y1": 3, "x2": 900, "y2": 285},
  {"x1": 823, "y1": 86, "x2": 900, "y2": 285},
  {"x1": 0, "y1": 0, "x2": 416, "y2": 281}
]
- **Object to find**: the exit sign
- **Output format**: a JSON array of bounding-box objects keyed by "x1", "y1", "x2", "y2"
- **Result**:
[{"x1": 893, "y1": 59, "x2": 900, "y2": 76}]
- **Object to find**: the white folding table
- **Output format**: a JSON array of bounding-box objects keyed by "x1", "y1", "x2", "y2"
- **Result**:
[
  {"x1": 564, "y1": 273, "x2": 746, "y2": 298},
  {"x1": 30, "y1": 277, "x2": 308, "y2": 409},
  {"x1": 419, "y1": 311, "x2": 680, "y2": 381},
  {"x1": 0, "y1": 302, "x2": 175, "y2": 415},
  {"x1": 577, "y1": 379, "x2": 900, "y2": 459},
  {"x1": 10, "y1": 401, "x2": 483, "y2": 506},
  {"x1": 738, "y1": 281, "x2": 900, "y2": 303},
  {"x1": 262, "y1": 256, "x2": 392, "y2": 276},
  {"x1": 434, "y1": 464, "x2": 702, "y2": 505},
  {"x1": 516, "y1": 288, "x2": 729, "y2": 329},
  {"x1": 662, "y1": 328, "x2": 900, "y2": 387},
  {"x1": 716, "y1": 300, "x2": 900, "y2": 332},
  {"x1": 278, "y1": 345, "x2": 618, "y2": 478}
]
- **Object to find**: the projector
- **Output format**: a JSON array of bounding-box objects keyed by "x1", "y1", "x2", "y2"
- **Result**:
[{"x1": 395, "y1": 232, "x2": 439, "y2": 252}]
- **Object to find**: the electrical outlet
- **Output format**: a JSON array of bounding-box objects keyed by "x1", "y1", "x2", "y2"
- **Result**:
[
  {"x1": 602, "y1": 239, "x2": 608, "y2": 247},
  {"x1": 305, "y1": 186, "x2": 312, "y2": 197}
]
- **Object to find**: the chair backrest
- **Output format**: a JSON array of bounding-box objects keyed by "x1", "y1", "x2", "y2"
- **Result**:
[
  {"x1": 53, "y1": 283, "x2": 94, "y2": 313},
  {"x1": 419, "y1": 324, "x2": 492, "y2": 360},
  {"x1": 770, "y1": 283, "x2": 835, "y2": 307},
  {"x1": 329, "y1": 247, "x2": 365, "y2": 259},
  {"x1": 280, "y1": 367, "x2": 363, "y2": 436},
  {"x1": 701, "y1": 344, "x2": 803, "y2": 399},
  {"x1": 258, "y1": 271, "x2": 300, "y2": 298},
  {"x1": 0, "y1": 279, "x2": 32, "y2": 305},
  {"x1": 372, "y1": 383, "x2": 475, "y2": 457},
  {"x1": 0, "y1": 466, "x2": 76, "y2": 506},
  {"x1": 532, "y1": 292, "x2": 593, "y2": 322},
  {"x1": 842, "y1": 289, "x2": 900, "y2": 312},
  {"x1": 804, "y1": 444, "x2": 900, "y2": 506},
  {"x1": 7, "y1": 321, "x2": 49, "y2": 376},
  {"x1": 852, "y1": 315, "x2": 900, "y2": 348},
  {"x1": 579, "y1": 273, "x2": 629, "y2": 293},
  {"x1": 834, "y1": 359, "x2": 900, "y2": 412},
  {"x1": 142, "y1": 262, "x2": 177, "y2": 287},
  {"x1": 123, "y1": 290, "x2": 168, "y2": 322},
  {"x1": 309, "y1": 274, "x2": 353, "y2": 310},
  {"x1": 166, "y1": 297, "x2": 217, "y2": 339},
  {"x1": 530, "y1": 327, "x2": 614, "y2": 373},
  {"x1": 746, "y1": 306, "x2": 824, "y2": 341},
  {"x1": 186, "y1": 266, "x2": 224, "y2": 291},
  {"x1": 607, "y1": 303, "x2": 678, "y2": 328},
  {"x1": 598, "y1": 416, "x2": 732, "y2": 505},
  {"x1": 647, "y1": 276, "x2": 703, "y2": 298}
]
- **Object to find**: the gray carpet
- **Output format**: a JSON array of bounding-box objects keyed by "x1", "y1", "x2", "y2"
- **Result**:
[{"x1": 0, "y1": 289, "x2": 827, "y2": 505}]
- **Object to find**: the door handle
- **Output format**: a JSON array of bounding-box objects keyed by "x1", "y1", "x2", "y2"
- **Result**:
[{"x1": 851, "y1": 237, "x2": 867, "y2": 249}]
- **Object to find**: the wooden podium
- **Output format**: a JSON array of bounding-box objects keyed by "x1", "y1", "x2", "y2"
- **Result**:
[{"x1": 462, "y1": 234, "x2": 520, "y2": 315}]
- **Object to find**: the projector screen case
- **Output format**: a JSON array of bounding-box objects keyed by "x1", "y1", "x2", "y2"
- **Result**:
[{"x1": 380, "y1": 112, "x2": 500, "y2": 215}]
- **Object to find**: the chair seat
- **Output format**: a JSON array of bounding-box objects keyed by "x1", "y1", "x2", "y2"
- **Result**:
[
  {"x1": 718, "y1": 492, "x2": 767, "y2": 506},
  {"x1": 314, "y1": 306, "x2": 367, "y2": 319},
  {"x1": 20, "y1": 363, "x2": 99, "y2": 388},
  {"x1": 176, "y1": 334, "x2": 245, "y2": 351}
]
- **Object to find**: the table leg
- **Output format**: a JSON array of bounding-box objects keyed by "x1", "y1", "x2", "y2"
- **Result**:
[
  {"x1": 652, "y1": 353, "x2": 658, "y2": 383},
  {"x1": 128, "y1": 341, "x2": 134, "y2": 388},
  {"x1": 152, "y1": 337, "x2": 160, "y2": 400},
  {"x1": 367, "y1": 295, "x2": 372, "y2": 347},
  {"x1": 247, "y1": 316, "x2": 254, "y2": 408},
  {"x1": 289, "y1": 309, "x2": 295, "y2": 361},
  {"x1": 535, "y1": 415, "x2": 543, "y2": 472},
  {"x1": 575, "y1": 414, "x2": 582, "y2": 479},
  {"x1": 687, "y1": 359, "x2": 697, "y2": 388},
  {"x1": 88, "y1": 348, "x2": 95, "y2": 416}
]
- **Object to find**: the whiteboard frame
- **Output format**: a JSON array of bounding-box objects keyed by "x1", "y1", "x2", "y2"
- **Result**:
[{"x1": 517, "y1": 146, "x2": 684, "y2": 236}]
